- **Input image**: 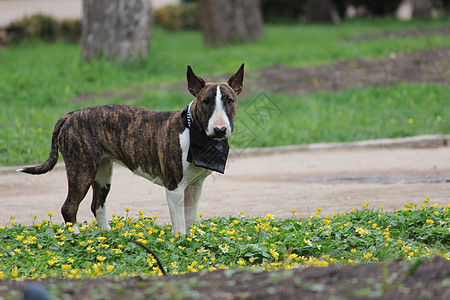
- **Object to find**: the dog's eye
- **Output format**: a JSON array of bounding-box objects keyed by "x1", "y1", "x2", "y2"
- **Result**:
[
  {"x1": 226, "y1": 97, "x2": 234, "y2": 104},
  {"x1": 203, "y1": 99, "x2": 210, "y2": 105}
]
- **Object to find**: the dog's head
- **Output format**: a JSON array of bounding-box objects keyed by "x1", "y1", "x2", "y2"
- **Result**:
[{"x1": 186, "y1": 64, "x2": 244, "y2": 140}]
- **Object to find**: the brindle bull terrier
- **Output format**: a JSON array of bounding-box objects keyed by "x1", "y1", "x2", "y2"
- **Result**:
[{"x1": 18, "y1": 64, "x2": 244, "y2": 234}]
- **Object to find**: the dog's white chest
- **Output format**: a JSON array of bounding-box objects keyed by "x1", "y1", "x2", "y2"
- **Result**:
[{"x1": 179, "y1": 128, "x2": 212, "y2": 185}]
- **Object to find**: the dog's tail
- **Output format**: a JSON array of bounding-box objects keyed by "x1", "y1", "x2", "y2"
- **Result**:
[{"x1": 17, "y1": 114, "x2": 70, "y2": 175}]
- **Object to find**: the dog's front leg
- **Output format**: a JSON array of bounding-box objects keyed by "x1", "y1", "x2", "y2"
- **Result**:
[
  {"x1": 184, "y1": 181, "x2": 204, "y2": 231},
  {"x1": 165, "y1": 186, "x2": 187, "y2": 235}
]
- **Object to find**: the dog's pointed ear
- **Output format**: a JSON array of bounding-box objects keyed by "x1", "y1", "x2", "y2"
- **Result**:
[
  {"x1": 187, "y1": 65, "x2": 206, "y2": 97},
  {"x1": 227, "y1": 63, "x2": 244, "y2": 95}
]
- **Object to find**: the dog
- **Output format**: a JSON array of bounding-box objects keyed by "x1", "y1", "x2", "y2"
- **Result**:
[{"x1": 18, "y1": 64, "x2": 244, "y2": 234}]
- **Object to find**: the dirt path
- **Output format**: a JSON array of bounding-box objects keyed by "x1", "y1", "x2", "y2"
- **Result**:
[{"x1": 1, "y1": 137, "x2": 449, "y2": 226}]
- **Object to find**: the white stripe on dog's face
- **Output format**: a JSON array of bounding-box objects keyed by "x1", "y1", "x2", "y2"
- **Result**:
[{"x1": 206, "y1": 85, "x2": 231, "y2": 139}]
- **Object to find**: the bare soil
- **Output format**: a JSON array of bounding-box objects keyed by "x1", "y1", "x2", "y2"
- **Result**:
[
  {"x1": 1, "y1": 28, "x2": 450, "y2": 299},
  {"x1": 2, "y1": 256, "x2": 450, "y2": 299},
  {"x1": 253, "y1": 46, "x2": 450, "y2": 95}
]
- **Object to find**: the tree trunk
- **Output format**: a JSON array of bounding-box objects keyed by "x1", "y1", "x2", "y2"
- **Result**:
[
  {"x1": 199, "y1": 0, "x2": 264, "y2": 46},
  {"x1": 81, "y1": 0, "x2": 152, "y2": 62},
  {"x1": 412, "y1": 0, "x2": 432, "y2": 19}
]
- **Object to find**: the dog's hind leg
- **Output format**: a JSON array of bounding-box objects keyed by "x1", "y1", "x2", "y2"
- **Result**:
[
  {"x1": 61, "y1": 164, "x2": 98, "y2": 234},
  {"x1": 184, "y1": 181, "x2": 204, "y2": 231},
  {"x1": 91, "y1": 158, "x2": 113, "y2": 229}
]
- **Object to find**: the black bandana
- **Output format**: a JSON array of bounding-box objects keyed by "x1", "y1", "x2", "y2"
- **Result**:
[{"x1": 181, "y1": 104, "x2": 230, "y2": 174}]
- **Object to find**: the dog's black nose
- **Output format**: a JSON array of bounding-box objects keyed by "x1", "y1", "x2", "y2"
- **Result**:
[{"x1": 214, "y1": 126, "x2": 227, "y2": 138}]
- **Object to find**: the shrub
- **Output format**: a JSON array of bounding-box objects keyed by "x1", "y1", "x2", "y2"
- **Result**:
[
  {"x1": 154, "y1": 3, "x2": 199, "y2": 31},
  {"x1": 4, "y1": 14, "x2": 81, "y2": 44},
  {"x1": 59, "y1": 19, "x2": 82, "y2": 43},
  {"x1": 350, "y1": 0, "x2": 403, "y2": 16},
  {"x1": 261, "y1": 0, "x2": 307, "y2": 22},
  {"x1": 6, "y1": 14, "x2": 59, "y2": 43},
  {"x1": 260, "y1": 0, "x2": 404, "y2": 22}
]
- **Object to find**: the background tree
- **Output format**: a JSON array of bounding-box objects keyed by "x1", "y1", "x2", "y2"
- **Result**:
[
  {"x1": 198, "y1": 0, "x2": 264, "y2": 46},
  {"x1": 412, "y1": 0, "x2": 433, "y2": 19},
  {"x1": 81, "y1": 0, "x2": 152, "y2": 62}
]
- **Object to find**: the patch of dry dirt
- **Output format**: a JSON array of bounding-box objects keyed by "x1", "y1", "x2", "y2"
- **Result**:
[
  {"x1": 255, "y1": 47, "x2": 450, "y2": 95},
  {"x1": 2, "y1": 257, "x2": 449, "y2": 299},
  {"x1": 2, "y1": 147, "x2": 449, "y2": 226}
]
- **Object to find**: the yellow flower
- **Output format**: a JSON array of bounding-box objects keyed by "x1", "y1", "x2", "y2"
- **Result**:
[
  {"x1": 355, "y1": 227, "x2": 369, "y2": 236},
  {"x1": 97, "y1": 256, "x2": 107, "y2": 262},
  {"x1": 292, "y1": 209, "x2": 296, "y2": 214},
  {"x1": 48, "y1": 212, "x2": 54, "y2": 217},
  {"x1": 270, "y1": 249, "x2": 279, "y2": 261},
  {"x1": 106, "y1": 265, "x2": 115, "y2": 272},
  {"x1": 350, "y1": 209, "x2": 356, "y2": 213},
  {"x1": 11, "y1": 268, "x2": 19, "y2": 277},
  {"x1": 61, "y1": 264, "x2": 71, "y2": 270},
  {"x1": 16, "y1": 235, "x2": 24, "y2": 241}
]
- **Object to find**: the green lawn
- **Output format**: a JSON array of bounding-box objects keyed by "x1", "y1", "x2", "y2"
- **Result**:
[{"x1": 1, "y1": 18, "x2": 450, "y2": 166}]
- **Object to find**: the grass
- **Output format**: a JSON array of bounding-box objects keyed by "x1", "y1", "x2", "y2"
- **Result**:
[
  {"x1": 234, "y1": 83, "x2": 450, "y2": 148},
  {"x1": 0, "y1": 19, "x2": 450, "y2": 165},
  {"x1": 0, "y1": 197, "x2": 448, "y2": 280},
  {"x1": 1, "y1": 18, "x2": 450, "y2": 166}
]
